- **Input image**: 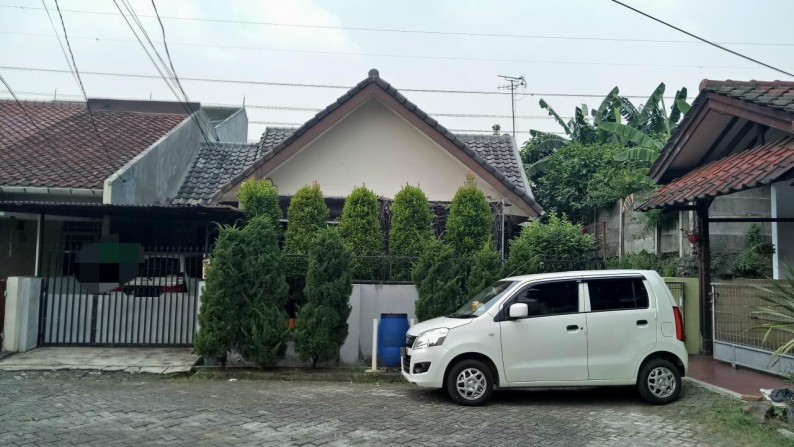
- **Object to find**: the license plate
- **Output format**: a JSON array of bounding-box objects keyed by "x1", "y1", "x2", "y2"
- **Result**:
[{"x1": 400, "y1": 347, "x2": 406, "y2": 357}]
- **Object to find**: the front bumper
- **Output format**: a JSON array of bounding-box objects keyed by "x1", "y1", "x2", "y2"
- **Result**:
[{"x1": 400, "y1": 346, "x2": 449, "y2": 388}]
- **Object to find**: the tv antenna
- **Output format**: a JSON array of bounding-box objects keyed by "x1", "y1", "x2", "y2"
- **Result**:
[{"x1": 497, "y1": 75, "x2": 526, "y2": 140}]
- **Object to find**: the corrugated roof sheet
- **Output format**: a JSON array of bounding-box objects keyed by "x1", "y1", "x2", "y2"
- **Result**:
[
  {"x1": 638, "y1": 136, "x2": 794, "y2": 211},
  {"x1": 0, "y1": 100, "x2": 189, "y2": 189}
]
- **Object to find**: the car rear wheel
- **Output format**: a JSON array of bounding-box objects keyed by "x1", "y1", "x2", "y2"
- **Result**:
[
  {"x1": 637, "y1": 358, "x2": 682, "y2": 405},
  {"x1": 445, "y1": 359, "x2": 493, "y2": 406}
]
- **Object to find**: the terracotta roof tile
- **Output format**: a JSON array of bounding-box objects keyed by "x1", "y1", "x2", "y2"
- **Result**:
[
  {"x1": 638, "y1": 136, "x2": 794, "y2": 211},
  {"x1": 0, "y1": 100, "x2": 188, "y2": 189}
]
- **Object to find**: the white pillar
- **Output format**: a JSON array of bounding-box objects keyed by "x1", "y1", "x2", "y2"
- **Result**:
[{"x1": 370, "y1": 318, "x2": 378, "y2": 372}]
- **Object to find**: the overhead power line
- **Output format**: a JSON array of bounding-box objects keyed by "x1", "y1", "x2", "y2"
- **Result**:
[
  {"x1": 53, "y1": 0, "x2": 121, "y2": 178},
  {"x1": 610, "y1": 0, "x2": 794, "y2": 78},
  {"x1": 2, "y1": 3, "x2": 792, "y2": 47},
  {"x1": 0, "y1": 90, "x2": 574, "y2": 120},
  {"x1": 249, "y1": 120, "x2": 559, "y2": 135},
  {"x1": 0, "y1": 65, "x2": 681, "y2": 100},
  {"x1": 0, "y1": 31, "x2": 762, "y2": 71}
]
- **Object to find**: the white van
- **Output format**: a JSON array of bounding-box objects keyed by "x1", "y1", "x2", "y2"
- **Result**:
[{"x1": 401, "y1": 270, "x2": 688, "y2": 406}]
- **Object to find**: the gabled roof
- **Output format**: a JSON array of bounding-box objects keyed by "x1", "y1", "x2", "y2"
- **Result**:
[
  {"x1": 650, "y1": 80, "x2": 794, "y2": 183},
  {"x1": 172, "y1": 128, "x2": 292, "y2": 205},
  {"x1": 174, "y1": 127, "x2": 531, "y2": 205},
  {"x1": 0, "y1": 99, "x2": 189, "y2": 189},
  {"x1": 210, "y1": 69, "x2": 541, "y2": 215},
  {"x1": 702, "y1": 80, "x2": 794, "y2": 113},
  {"x1": 638, "y1": 136, "x2": 794, "y2": 211}
]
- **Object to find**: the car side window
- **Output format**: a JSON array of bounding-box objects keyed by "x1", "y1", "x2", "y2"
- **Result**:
[
  {"x1": 587, "y1": 278, "x2": 649, "y2": 311},
  {"x1": 509, "y1": 281, "x2": 579, "y2": 318}
]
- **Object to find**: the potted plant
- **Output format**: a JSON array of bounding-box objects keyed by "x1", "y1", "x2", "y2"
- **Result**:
[{"x1": 682, "y1": 228, "x2": 701, "y2": 245}]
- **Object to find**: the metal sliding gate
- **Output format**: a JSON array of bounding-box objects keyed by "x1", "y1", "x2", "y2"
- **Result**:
[{"x1": 38, "y1": 246, "x2": 204, "y2": 347}]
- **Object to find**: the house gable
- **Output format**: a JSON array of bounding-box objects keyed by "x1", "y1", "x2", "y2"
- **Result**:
[
  {"x1": 263, "y1": 97, "x2": 508, "y2": 206},
  {"x1": 211, "y1": 69, "x2": 541, "y2": 216}
]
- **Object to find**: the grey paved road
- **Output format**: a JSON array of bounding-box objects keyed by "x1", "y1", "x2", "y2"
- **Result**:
[{"x1": 0, "y1": 371, "x2": 743, "y2": 446}]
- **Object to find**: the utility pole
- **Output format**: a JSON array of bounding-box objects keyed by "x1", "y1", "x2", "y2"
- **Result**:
[{"x1": 497, "y1": 75, "x2": 526, "y2": 140}]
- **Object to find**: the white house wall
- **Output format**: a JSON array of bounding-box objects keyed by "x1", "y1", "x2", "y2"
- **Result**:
[{"x1": 266, "y1": 98, "x2": 525, "y2": 215}]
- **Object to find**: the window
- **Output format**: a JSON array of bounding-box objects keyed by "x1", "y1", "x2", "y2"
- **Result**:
[
  {"x1": 587, "y1": 278, "x2": 649, "y2": 311},
  {"x1": 509, "y1": 281, "x2": 579, "y2": 317}
]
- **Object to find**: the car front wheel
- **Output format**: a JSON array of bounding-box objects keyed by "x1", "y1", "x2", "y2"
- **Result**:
[
  {"x1": 445, "y1": 359, "x2": 494, "y2": 406},
  {"x1": 637, "y1": 358, "x2": 682, "y2": 405}
]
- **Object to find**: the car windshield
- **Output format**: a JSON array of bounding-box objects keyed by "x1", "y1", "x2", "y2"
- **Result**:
[{"x1": 448, "y1": 281, "x2": 516, "y2": 318}]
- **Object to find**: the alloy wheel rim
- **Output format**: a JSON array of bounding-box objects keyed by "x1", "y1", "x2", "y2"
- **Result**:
[
  {"x1": 647, "y1": 366, "x2": 676, "y2": 399},
  {"x1": 456, "y1": 368, "x2": 487, "y2": 400}
]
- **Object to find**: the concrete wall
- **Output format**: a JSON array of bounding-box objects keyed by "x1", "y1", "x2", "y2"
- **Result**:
[
  {"x1": 772, "y1": 181, "x2": 794, "y2": 279},
  {"x1": 213, "y1": 109, "x2": 248, "y2": 143},
  {"x1": 104, "y1": 115, "x2": 202, "y2": 205},
  {"x1": 266, "y1": 98, "x2": 528, "y2": 216},
  {"x1": 340, "y1": 283, "x2": 418, "y2": 365},
  {"x1": 2, "y1": 277, "x2": 41, "y2": 353},
  {"x1": 597, "y1": 186, "x2": 773, "y2": 269}
]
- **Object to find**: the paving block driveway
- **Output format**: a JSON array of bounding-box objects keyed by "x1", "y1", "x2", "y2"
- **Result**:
[{"x1": 0, "y1": 371, "x2": 746, "y2": 446}]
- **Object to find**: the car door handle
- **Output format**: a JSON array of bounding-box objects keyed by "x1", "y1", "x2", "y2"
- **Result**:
[
  {"x1": 566, "y1": 324, "x2": 580, "y2": 332},
  {"x1": 637, "y1": 320, "x2": 648, "y2": 326}
]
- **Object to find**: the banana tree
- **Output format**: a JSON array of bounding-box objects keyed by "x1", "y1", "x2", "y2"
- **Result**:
[{"x1": 526, "y1": 88, "x2": 620, "y2": 175}]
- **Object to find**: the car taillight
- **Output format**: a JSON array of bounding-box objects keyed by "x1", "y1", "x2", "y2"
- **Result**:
[
  {"x1": 162, "y1": 284, "x2": 187, "y2": 293},
  {"x1": 111, "y1": 286, "x2": 124, "y2": 292},
  {"x1": 673, "y1": 306, "x2": 685, "y2": 342}
]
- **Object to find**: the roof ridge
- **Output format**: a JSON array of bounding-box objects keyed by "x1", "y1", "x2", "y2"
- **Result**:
[{"x1": 699, "y1": 79, "x2": 794, "y2": 91}]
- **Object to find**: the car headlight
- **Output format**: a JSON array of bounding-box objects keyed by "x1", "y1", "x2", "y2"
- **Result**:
[{"x1": 413, "y1": 328, "x2": 449, "y2": 350}]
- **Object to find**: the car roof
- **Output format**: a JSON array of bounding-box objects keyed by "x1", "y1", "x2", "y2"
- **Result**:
[{"x1": 502, "y1": 270, "x2": 657, "y2": 282}]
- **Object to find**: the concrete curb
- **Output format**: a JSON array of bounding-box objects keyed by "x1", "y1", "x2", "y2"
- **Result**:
[{"x1": 684, "y1": 376, "x2": 743, "y2": 400}]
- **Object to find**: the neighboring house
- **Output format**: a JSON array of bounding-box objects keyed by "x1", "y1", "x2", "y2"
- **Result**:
[
  {"x1": 173, "y1": 69, "x2": 541, "y2": 225},
  {"x1": 0, "y1": 98, "x2": 246, "y2": 281},
  {"x1": 636, "y1": 79, "x2": 794, "y2": 370}
]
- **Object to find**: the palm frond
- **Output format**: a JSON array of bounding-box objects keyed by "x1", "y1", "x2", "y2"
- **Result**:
[{"x1": 668, "y1": 87, "x2": 688, "y2": 126}]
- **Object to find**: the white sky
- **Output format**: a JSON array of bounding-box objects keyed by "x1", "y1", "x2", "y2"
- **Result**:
[{"x1": 1, "y1": 0, "x2": 793, "y2": 143}]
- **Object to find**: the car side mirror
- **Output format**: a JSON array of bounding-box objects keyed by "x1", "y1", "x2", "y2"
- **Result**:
[{"x1": 508, "y1": 303, "x2": 528, "y2": 319}]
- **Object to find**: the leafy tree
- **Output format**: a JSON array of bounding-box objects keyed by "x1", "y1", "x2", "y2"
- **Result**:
[
  {"x1": 238, "y1": 216, "x2": 290, "y2": 367},
  {"x1": 413, "y1": 239, "x2": 463, "y2": 321},
  {"x1": 733, "y1": 224, "x2": 774, "y2": 278},
  {"x1": 294, "y1": 228, "x2": 353, "y2": 367},
  {"x1": 339, "y1": 186, "x2": 383, "y2": 280},
  {"x1": 529, "y1": 143, "x2": 651, "y2": 223},
  {"x1": 238, "y1": 178, "x2": 282, "y2": 229},
  {"x1": 467, "y1": 242, "x2": 503, "y2": 299},
  {"x1": 446, "y1": 176, "x2": 493, "y2": 257},
  {"x1": 194, "y1": 225, "x2": 246, "y2": 361},
  {"x1": 283, "y1": 182, "x2": 329, "y2": 277},
  {"x1": 389, "y1": 185, "x2": 434, "y2": 280},
  {"x1": 506, "y1": 214, "x2": 596, "y2": 275}
]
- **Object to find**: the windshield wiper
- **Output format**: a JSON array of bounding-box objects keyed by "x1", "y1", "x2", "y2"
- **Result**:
[{"x1": 446, "y1": 314, "x2": 476, "y2": 319}]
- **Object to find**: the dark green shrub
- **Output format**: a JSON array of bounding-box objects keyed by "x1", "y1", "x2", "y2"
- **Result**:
[
  {"x1": 389, "y1": 185, "x2": 434, "y2": 280},
  {"x1": 733, "y1": 224, "x2": 774, "y2": 278},
  {"x1": 413, "y1": 239, "x2": 463, "y2": 321},
  {"x1": 194, "y1": 225, "x2": 245, "y2": 360},
  {"x1": 446, "y1": 176, "x2": 493, "y2": 257},
  {"x1": 238, "y1": 178, "x2": 282, "y2": 229},
  {"x1": 238, "y1": 216, "x2": 290, "y2": 367},
  {"x1": 467, "y1": 242, "x2": 503, "y2": 299},
  {"x1": 284, "y1": 182, "x2": 329, "y2": 277},
  {"x1": 506, "y1": 214, "x2": 595, "y2": 275},
  {"x1": 294, "y1": 228, "x2": 353, "y2": 367},
  {"x1": 339, "y1": 186, "x2": 383, "y2": 280}
]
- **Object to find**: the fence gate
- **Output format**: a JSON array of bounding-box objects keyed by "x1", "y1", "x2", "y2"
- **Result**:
[{"x1": 38, "y1": 246, "x2": 203, "y2": 347}]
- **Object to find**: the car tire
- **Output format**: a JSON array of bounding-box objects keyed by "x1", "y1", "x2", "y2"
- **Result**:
[
  {"x1": 445, "y1": 359, "x2": 494, "y2": 406},
  {"x1": 637, "y1": 358, "x2": 682, "y2": 405}
]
